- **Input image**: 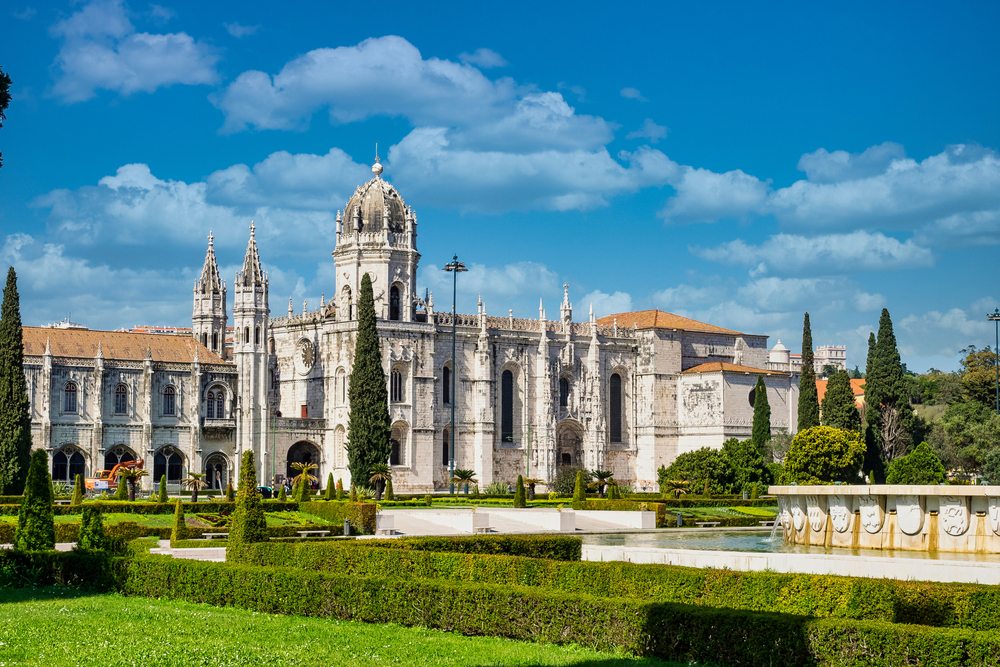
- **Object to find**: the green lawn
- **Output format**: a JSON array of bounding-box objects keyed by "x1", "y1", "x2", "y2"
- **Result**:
[{"x1": 0, "y1": 588, "x2": 687, "y2": 667}]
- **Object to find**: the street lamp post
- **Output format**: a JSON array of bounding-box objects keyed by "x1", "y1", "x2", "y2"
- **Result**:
[
  {"x1": 442, "y1": 255, "x2": 467, "y2": 494},
  {"x1": 989, "y1": 309, "x2": 1000, "y2": 415}
]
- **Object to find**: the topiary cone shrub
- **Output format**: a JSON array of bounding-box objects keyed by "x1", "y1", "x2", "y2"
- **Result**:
[
  {"x1": 336, "y1": 478, "x2": 345, "y2": 500},
  {"x1": 513, "y1": 475, "x2": 526, "y2": 508},
  {"x1": 170, "y1": 498, "x2": 188, "y2": 546},
  {"x1": 77, "y1": 506, "x2": 106, "y2": 550},
  {"x1": 114, "y1": 476, "x2": 128, "y2": 500},
  {"x1": 71, "y1": 473, "x2": 84, "y2": 506},
  {"x1": 277, "y1": 484, "x2": 287, "y2": 501},
  {"x1": 158, "y1": 475, "x2": 168, "y2": 503},
  {"x1": 350, "y1": 483, "x2": 358, "y2": 502},
  {"x1": 385, "y1": 478, "x2": 395, "y2": 501},
  {"x1": 15, "y1": 448, "x2": 55, "y2": 551},
  {"x1": 324, "y1": 473, "x2": 334, "y2": 500},
  {"x1": 225, "y1": 482, "x2": 235, "y2": 502},
  {"x1": 572, "y1": 471, "x2": 585, "y2": 505},
  {"x1": 228, "y1": 451, "x2": 268, "y2": 550}
]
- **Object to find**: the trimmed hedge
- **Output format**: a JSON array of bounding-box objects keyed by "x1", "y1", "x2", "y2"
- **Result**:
[
  {"x1": 0, "y1": 521, "x2": 338, "y2": 544},
  {"x1": 572, "y1": 499, "x2": 668, "y2": 527},
  {"x1": 664, "y1": 512, "x2": 767, "y2": 528},
  {"x1": 228, "y1": 540, "x2": 1000, "y2": 631},
  {"x1": 0, "y1": 550, "x2": 121, "y2": 590},
  {"x1": 0, "y1": 496, "x2": 23, "y2": 505},
  {"x1": 299, "y1": 501, "x2": 376, "y2": 534},
  {"x1": 0, "y1": 501, "x2": 301, "y2": 516},
  {"x1": 358, "y1": 535, "x2": 581, "y2": 561},
  {"x1": 119, "y1": 554, "x2": 1000, "y2": 666}
]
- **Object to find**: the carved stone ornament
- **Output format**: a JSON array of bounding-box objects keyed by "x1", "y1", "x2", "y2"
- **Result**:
[
  {"x1": 296, "y1": 338, "x2": 315, "y2": 376},
  {"x1": 989, "y1": 497, "x2": 1000, "y2": 535},
  {"x1": 807, "y1": 495, "x2": 825, "y2": 532},
  {"x1": 858, "y1": 494, "x2": 884, "y2": 534},
  {"x1": 940, "y1": 495, "x2": 969, "y2": 536},
  {"x1": 790, "y1": 496, "x2": 805, "y2": 531},
  {"x1": 896, "y1": 495, "x2": 924, "y2": 535},
  {"x1": 829, "y1": 494, "x2": 851, "y2": 533},
  {"x1": 778, "y1": 497, "x2": 790, "y2": 528}
]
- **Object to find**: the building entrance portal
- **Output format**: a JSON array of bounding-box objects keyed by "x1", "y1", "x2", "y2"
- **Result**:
[
  {"x1": 556, "y1": 420, "x2": 584, "y2": 469},
  {"x1": 286, "y1": 441, "x2": 321, "y2": 485}
]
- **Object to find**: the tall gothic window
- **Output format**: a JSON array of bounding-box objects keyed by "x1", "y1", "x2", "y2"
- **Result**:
[
  {"x1": 254, "y1": 326, "x2": 261, "y2": 346},
  {"x1": 559, "y1": 377, "x2": 569, "y2": 407},
  {"x1": 389, "y1": 285, "x2": 401, "y2": 321},
  {"x1": 442, "y1": 365, "x2": 451, "y2": 404},
  {"x1": 390, "y1": 369, "x2": 403, "y2": 403},
  {"x1": 52, "y1": 448, "x2": 85, "y2": 482},
  {"x1": 114, "y1": 384, "x2": 128, "y2": 415},
  {"x1": 501, "y1": 370, "x2": 514, "y2": 443},
  {"x1": 215, "y1": 390, "x2": 224, "y2": 418},
  {"x1": 212, "y1": 332, "x2": 219, "y2": 351},
  {"x1": 442, "y1": 427, "x2": 450, "y2": 466},
  {"x1": 64, "y1": 382, "x2": 77, "y2": 413},
  {"x1": 206, "y1": 390, "x2": 215, "y2": 419},
  {"x1": 163, "y1": 386, "x2": 175, "y2": 416},
  {"x1": 154, "y1": 447, "x2": 183, "y2": 483},
  {"x1": 201, "y1": 333, "x2": 207, "y2": 346},
  {"x1": 610, "y1": 373, "x2": 622, "y2": 443},
  {"x1": 244, "y1": 327, "x2": 250, "y2": 344},
  {"x1": 390, "y1": 439, "x2": 401, "y2": 465}
]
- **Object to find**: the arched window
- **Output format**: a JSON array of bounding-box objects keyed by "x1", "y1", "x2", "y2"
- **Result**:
[
  {"x1": 442, "y1": 427, "x2": 450, "y2": 466},
  {"x1": 254, "y1": 326, "x2": 261, "y2": 346},
  {"x1": 390, "y1": 439, "x2": 401, "y2": 465},
  {"x1": 154, "y1": 447, "x2": 183, "y2": 483},
  {"x1": 343, "y1": 286, "x2": 353, "y2": 320},
  {"x1": 244, "y1": 327, "x2": 250, "y2": 344},
  {"x1": 501, "y1": 369, "x2": 514, "y2": 443},
  {"x1": 559, "y1": 377, "x2": 569, "y2": 408},
  {"x1": 269, "y1": 338, "x2": 276, "y2": 354},
  {"x1": 201, "y1": 333, "x2": 208, "y2": 346},
  {"x1": 748, "y1": 388, "x2": 757, "y2": 407},
  {"x1": 205, "y1": 453, "x2": 228, "y2": 490},
  {"x1": 390, "y1": 369, "x2": 403, "y2": 403},
  {"x1": 390, "y1": 423, "x2": 407, "y2": 466},
  {"x1": 114, "y1": 384, "x2": 128, "y2": 414},
  {"x1": 610, "y1": 373, "x2": 622, "y2": 443},
  {"x1": 64, "y1": 382, "x2": 77, "y2": 413},
  {"x1": 216, "y1": 390, "x2": 225, "y2": 418},
  {"x1": 336, "y1": 368, "x2": 346, "y2": 406},
  {"x1": 389, "y1": 285, "x2": 401, "y2": 321},
  {"x1": 442, "y1": 365, "x2": 451, "y2": 405},
  {"x1": 206, "y1": 390, "x2": 215, "y2": 419},
  {"x1": 52, "y1": 447, "x2": 85, "y2": 483},
  {"x1": 163, "y1": 386, "x2": 175, "y2": 416},
  {"x1": 104, "y1": 446, "x2": 135, "y2": 471},
  {"x1": 212, "y1": 332, "x2": 219, "y2": 351}
]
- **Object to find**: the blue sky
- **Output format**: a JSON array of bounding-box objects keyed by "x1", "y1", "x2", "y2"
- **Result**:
[{"x1": 1, "y1": 0, "x2": 998, "y2": 372}]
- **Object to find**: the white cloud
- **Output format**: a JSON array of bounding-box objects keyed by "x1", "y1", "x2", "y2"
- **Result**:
[
  {"x1": 914, "y1": 208, "x2": 1000, "y2": 248},
  {"x1": 48, "y1": 0, "x2": 219, "y2": 103},
  {"x1": 224, "y1": 22, "x2": 259, "y2": 38},
  {"x1": 626, "y1": 118, "x2": 667, "y2": 143},
  {"x1": 620, "y1": 87, "x2": 646, "y2": 101},
  {"x1": 458, "y1": 48, "x2": 507, "y2": 68},
  {"x1": 693, "y1": 231, "x2": 934, "y2": 276},
  {"x1": 796, "y1": 142, "x2": 906, "y2": 184},
  {"x1": 853, "y1": 291, "x2": 886, "y2": 313},
  {"x1": 149, "y1": 5, "x2": 176, "y2": 22},
  {"x1": 581, "y1": 290, "x2": 633, "y2": 318},
  {"x1": 659, "y1": 166, "x2": 770, "y2": 223},
  {"x1": 13, "y1": 6, "x2": 36, "y2": 20},
  {"x1": 898, "y1": 307, "x2": 992, "y2": 359},
  {"x1": 557, "y1": 82, "x2": 586, "y2": 101}
]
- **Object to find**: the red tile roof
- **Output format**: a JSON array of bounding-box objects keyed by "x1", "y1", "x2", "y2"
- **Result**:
[
  {"x1": 816, "y1": 378, "x2": 866, "y2": 404},
  {"x1": 682, "y1": 361, "x2": 788, "y2": 376},
  {"x1": 595, "y1": 309, "x2": 742, "y2": 335},
  {"x1": 22, "y1": 327, "x2": 227, "y2": 365}
]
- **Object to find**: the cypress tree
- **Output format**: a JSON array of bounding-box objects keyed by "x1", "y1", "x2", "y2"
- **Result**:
[
  {"x1": 572, "y1": 470, "x2": 585, "y2": 504},
  {"x1": 169, "y1": 499, "x2": 188, "y2": 546},
  {"x1": 797, "y1": 313, "x2": 820, "y2": 430},
  {"x1": 14, "y1": 448, "x2": 54, "y2": 550},
  {"x1": 229, "y1": 451, "x2": 268, "y2": 547},
  {"x1": 77, "y1": 506, "x2": 106, "y2": 550},
  {"x1": 225, "y1": 482, "x2": 234, "y2": 502},
  {"x1": 385, "y1": 478, "x2": 395, "y2": 501},
  {"x1": 513, "y1": 475, "x2": 526, "y2": 508},
  {"x1": 71, "y1": 474, "x2": 84, "y2": 506},
  {"x1": 0, "y1": 268, "x2": 32, "y2": 495},
  {"x1": 347, "y1": 273, "x2": 391, "y2": 487},
  {"x1": 336, "y1": 478, "x2": 345, "y2": 501},
  {"x1": 751, "y1": 376, "x2": 771, "y2": 454},
  {"x1": 158, "y1": 475, "x2": 168, "y2": 503},
  {"x1": 822, "y1": 370, "x2": 862, "y2": 432},
  {"x1": 863, "y1": 310, "x2": 914, "y2": 466},
  {"x1": 862, "y1": 331, "x2": 884, "y2": 481}
]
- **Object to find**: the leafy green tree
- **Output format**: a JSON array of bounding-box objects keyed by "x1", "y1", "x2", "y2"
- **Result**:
[
  {"x1": 76, "y1": 506, "x2": 106, "y2": 550},
  {"x1": 117, "y1": 466, "x2": 148, "y2": 502},
  {"x1": 885, "y1": 442, "x2": 947, "y2": 484},
  {"x1": 170, "y1": 499, "x2": 188, "y2": 545},
  {"x1": 959, "y1": 345, "x2": 999, "y2": 408},
  {"x1": 14, "y1": 448, "x2": 54, "y2": 550},
  {"x1": 347, "y1": 273, "x2": 392, "y2": 487},
  {"x1": 229, "y1": 451, "x2": 268, "y2": 547},
  {"x1": 552, "y1": 465, "x2": 589, "y2": 495},
  {"x1": 369, "y1": 463, "x2": 391, "y2": 501},
  {"x1": 722, "y1": 437, "x2": 769, "y2": 493},
  {"x1": 513, "y1": 475, "x2": 526, "y2": 507},
  {"x1": 158, "y1": 475, "x2": 168, "y2": 503},
  {"x1": 862, "y1": 332, "x2": 884, "y2": 481},
  {"x1": 182, "y1": 472, "x2": 207, "y2": 503},
  {"x1": 572, "y1": 470, "x2": 586, "y2": 503},
  {"x1": 781, "y1": 426, "x2": 866, "y2": 485},
  {"x1": 590, "y1": 470, "x2": 614, "y2": 498},
  {"x1": 0, "y1": 268, "x2": 32, "y2": 494},
  {"x1": 849, "y1": 366, "x2": 864, "y2": 379},
  {"x1": 982, "y1": 447, "x2": 1000, "y2": 485},
  {"x1": 797, "y1": 313, "x2": 820, "y2": 431},
  {"x1": 71, "y1": 474, "x2": 84, "y2": 506},
  {"x1": 450, "y1": 468, "x2": 477, "y2": 494},
  {"x1": 751, "y1": 376, "x2": 771, "y2": 453},
  {"x1": 657, "y1": 447, "x2": 731, "y2": 495},
  {"x1": 822, "y1": 370, "x2": 862, "y2": 432},
  {"x1": 0, "y1": 66, "x2": 10, "y2": 170},
  {"x1": 660, "y1": 478, "x2": 689, "y2": 499}
]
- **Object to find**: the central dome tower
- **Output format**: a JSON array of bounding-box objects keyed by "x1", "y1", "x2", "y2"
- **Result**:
[{"x1": 332, "y1": 157, "x2": 420, "y2": 322}]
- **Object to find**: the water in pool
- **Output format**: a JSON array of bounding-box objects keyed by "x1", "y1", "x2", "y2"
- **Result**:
[{"x1": 581, "y1": 528, "x2": 1000, "y2": 562}]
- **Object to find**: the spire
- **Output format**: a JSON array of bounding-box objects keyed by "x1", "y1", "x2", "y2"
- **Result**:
[
  {"x1": 539, "y1": 298, "x2": 545, "y2": 321},
  {"x1": 237, "y1": 222, "x2": 265, "y2": 286},
  {"x1": 560, "y1": 283, "x2": 572, "y2": 325},
  {"x1": 198, "y1": 231, "x2": 222, "y2": 293},
  {"x1": 288, "y1": 297, "x2": 293, "y2": 317},
  {"x1": 44, "y1": 337, "x2": 51, "y2": 356}
]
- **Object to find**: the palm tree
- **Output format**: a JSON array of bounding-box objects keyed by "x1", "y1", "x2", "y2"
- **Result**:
[
  {"x1": 116, "y1": 466, "x2": 149, "y2": 502},
  {"x1": 591, "y1": 470, "x2": 614, "y2": 498},
  {"x1": 181, "y1": 472, "x2": 208, "y2": 503},
  {"x1": 290, "y1": 462, "x2": 319, "y2": 500},
  {"x1": 450, "y1": 469, "x2": 478, "y2": 495},
  {"x1": 523, "y1": 478, "x2": 543, "y2": 501},
  {"x1": 369, "y1": 463, "x2": 392, "y2": 501},
  {"x1": 661, "y1": 479, "x2": 690, "y2": 500}
]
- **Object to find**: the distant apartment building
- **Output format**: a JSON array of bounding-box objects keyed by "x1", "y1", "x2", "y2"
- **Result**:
[{"x1": 767, "y1": 341, "x2": 846, "y2": 376}]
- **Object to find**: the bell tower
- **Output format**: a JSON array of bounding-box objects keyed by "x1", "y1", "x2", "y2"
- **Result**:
[{"x1": 192, "y1": 231, "x2": 228, "y2": 359}]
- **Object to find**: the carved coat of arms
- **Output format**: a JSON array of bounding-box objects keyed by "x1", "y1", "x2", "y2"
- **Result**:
[
  {"x1": 807, "y1": 495, "x2": 825, "y2": 532},
  {"x1": 939, "y1": 496, "x2": 969, "y2": 536},
  {"x1": 829, "y1": 495, "x2": 851, "y2": 533},
  {"x1": 790, "y1": 497, "x2": 805, "y2": 531},
  {"x1": 896, "y1": 495, "x2": 924, "y2": 535},
  {"x1": 858, "y1": 495, "x2": 883, "y2": 534}
]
